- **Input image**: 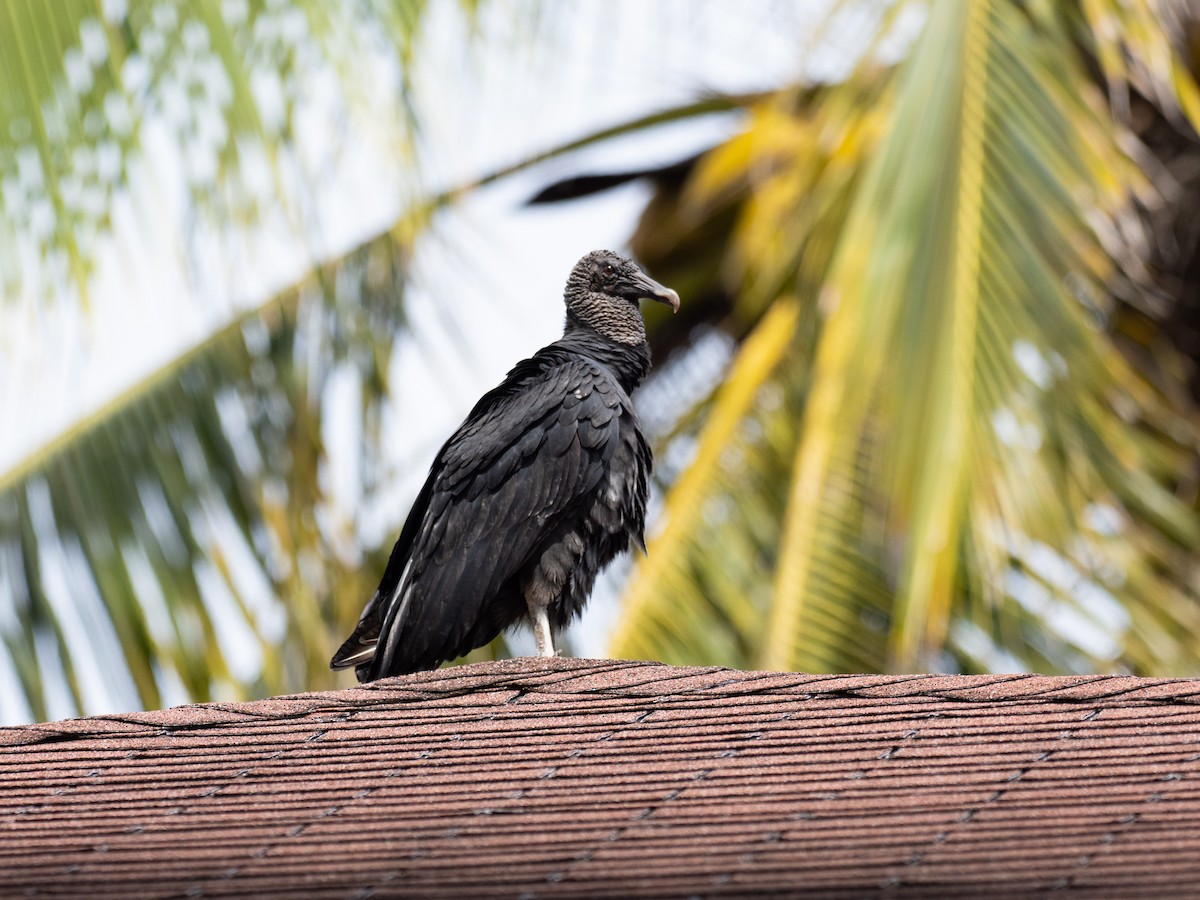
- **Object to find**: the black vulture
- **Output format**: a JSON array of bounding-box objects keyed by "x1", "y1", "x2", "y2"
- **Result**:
[{"x1": 331, "y1": 250, "x2": 680, "y2": 680}]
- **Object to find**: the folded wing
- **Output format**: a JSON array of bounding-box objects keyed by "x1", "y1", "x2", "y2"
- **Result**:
[{"x1": 331, "y1": 355, "x2": 625, "y2": 678}]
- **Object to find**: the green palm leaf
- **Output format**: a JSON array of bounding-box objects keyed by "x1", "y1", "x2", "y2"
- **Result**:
[
  {"x1": 0, "y1": 0, "x2": 465, "y2": 721},
  {"x1": 0, "y1": 0, "x2": 442, "y2": 309},
  {"x1": 615, "y1": 0, "x2": 1200, "y2": 676},
  {"x1": 0, "y1": 232, "x2": 412, "y2": 720}
]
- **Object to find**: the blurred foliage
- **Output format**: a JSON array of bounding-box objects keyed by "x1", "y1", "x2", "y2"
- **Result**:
[
  {"x1": 611, "y1": 0, "x2": 1200, "y2": 676},
  {"x1": 2, "y1": 235, "x2": 413, "y2": 717},
  {"x1": 0, "y1": 0, "x2": 457, "y2": 720},
  {"x1": 6, "y1": 0, "x2": 1200, "y2": 725},
  {"x1": 0, "y1": 0, "x2": 438, "y2": 309},
  {"x1": 0, "y1": 0, "x2": 756, "y2": 720}
]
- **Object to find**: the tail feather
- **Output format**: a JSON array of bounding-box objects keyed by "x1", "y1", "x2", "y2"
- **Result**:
[
  {"x1": 330, "y1": 635, "x2": 377, "y2": 670},
  {"x1": 330, "y1": 601, "x2": 381, "y2": 671}
]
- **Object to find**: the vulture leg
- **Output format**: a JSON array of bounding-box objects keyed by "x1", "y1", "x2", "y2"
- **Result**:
[
  {"x1": 531, "y1": 605, "x2": 556, "y2": 658},
  {"x1": 523, "y1": 567, "x2": 560, "y2": 658}
]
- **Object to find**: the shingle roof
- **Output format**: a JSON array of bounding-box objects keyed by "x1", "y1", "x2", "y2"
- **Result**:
[{"x1": 3, "y1": 657, "x2": 1200, "y2": 898}]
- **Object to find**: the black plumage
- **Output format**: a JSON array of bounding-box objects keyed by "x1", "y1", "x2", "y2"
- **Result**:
[{"x1": 331, "y1": 250, "x2": 680, "y2": 680}]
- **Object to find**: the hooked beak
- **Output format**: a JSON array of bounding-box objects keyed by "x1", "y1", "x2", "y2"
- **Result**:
[{"x1": 627, "y1": 267, "x2": 681, "y2": 313}]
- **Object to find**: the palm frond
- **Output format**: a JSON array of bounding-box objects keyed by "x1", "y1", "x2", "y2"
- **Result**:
[
  {"x1": 0, "y1": 231, "x2": 411, "y2": 720},
  {"x1": 615, "y1": 0, "x2": 1200, "y2": 677},
  {"x1": 770, "y1": 0, "x2": 1200, "y2": 673},
  {"x1": 611, "y1": 298, "x2": 801, "y2": 665},
  {"x1": 0, "y1": 0, "x2": 441, "y2": 309}
]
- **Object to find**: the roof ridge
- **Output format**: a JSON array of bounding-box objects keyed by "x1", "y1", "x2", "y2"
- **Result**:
[
  {"x1": 4, "y1": 659, "x2": 1200, "y2": 749},
  {"x1": 7, "y1": 659, "x2": 1200, "y2": 896}
]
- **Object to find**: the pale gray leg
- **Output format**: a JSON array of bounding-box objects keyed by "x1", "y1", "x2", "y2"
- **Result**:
[
  {"x1": 524, "y1": 538, "x2": 581, "y2": 659},
  {"x1": 524, "y1": 574, "x2": 558, "y2": 658},
  {"x1": 531, "y1": 604, "x2": 556, "y2": 658}
]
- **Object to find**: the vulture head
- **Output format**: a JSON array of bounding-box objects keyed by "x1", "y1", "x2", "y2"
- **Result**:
[{"x1": 564, "y1": 250, "x2": 680, "y2": 345}]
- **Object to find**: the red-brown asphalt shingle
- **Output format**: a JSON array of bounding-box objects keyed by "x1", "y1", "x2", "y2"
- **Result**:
[{"x1": 2, "y1": 657, "x2": 1200, "y2": 898}]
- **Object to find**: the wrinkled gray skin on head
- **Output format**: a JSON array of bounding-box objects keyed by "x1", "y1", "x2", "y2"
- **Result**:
[{"x1": 564, "y1": 250, "x2": 680, "y2": 346}]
